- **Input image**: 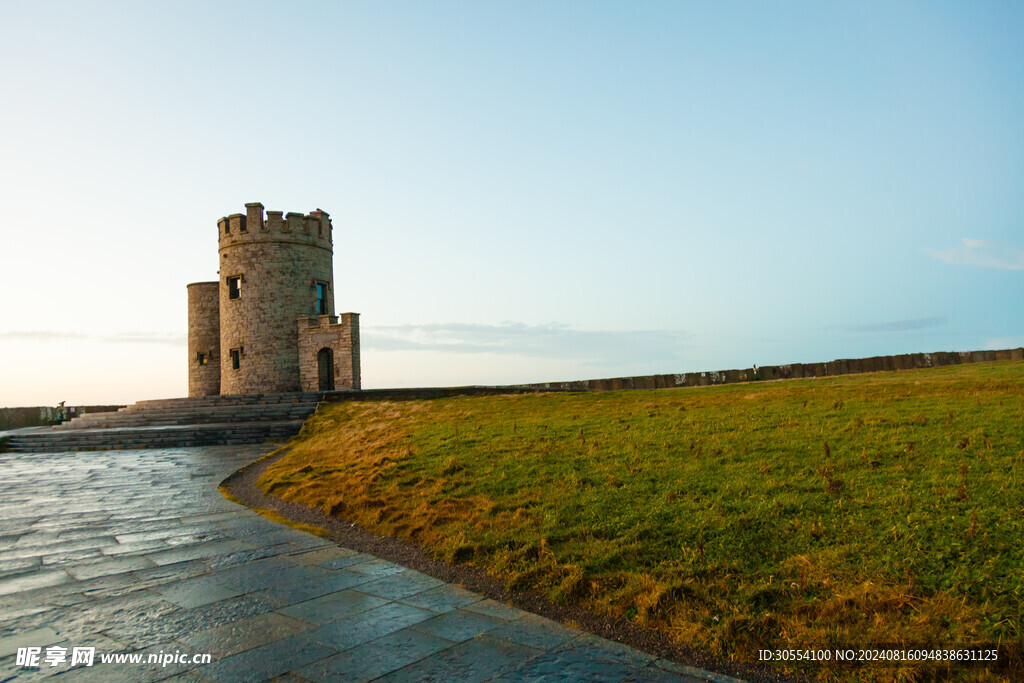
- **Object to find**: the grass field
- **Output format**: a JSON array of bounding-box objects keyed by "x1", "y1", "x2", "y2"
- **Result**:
[{"x1": 258, "y1": 361, "x2": 1024, "y2": 680}]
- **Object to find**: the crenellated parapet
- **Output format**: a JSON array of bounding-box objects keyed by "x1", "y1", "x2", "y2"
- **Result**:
[{"x1": 217, "y1": 202, "x2": 333, "y2": 251}]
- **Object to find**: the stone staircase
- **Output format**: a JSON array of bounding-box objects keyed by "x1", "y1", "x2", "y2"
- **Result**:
[{"x1": 5, "y1": 393, "x2": 321, "y2": 453}]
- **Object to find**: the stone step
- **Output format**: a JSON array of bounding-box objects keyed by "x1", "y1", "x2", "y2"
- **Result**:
[
  {"x1": 56, "y1": 403, "x2": 319, "y2": 430},
  {"x1": 58, "y1": 414, "x2": 314, "y2": 430},
  {"x1": 55, "y1": 414, "x2": 314, "y2": 432},
  {"x1": 54, "y1": 392, "x2": 322, "y2": 428},
  {"x1": 6, "y1": 392, "x2": 330, "y2": 452},
  {"x1": 126, "y1": 393, "x2": 321, "y2": 411},
  {"x1": 7, "y1": 420, "x2": 307, "y2": 453}
]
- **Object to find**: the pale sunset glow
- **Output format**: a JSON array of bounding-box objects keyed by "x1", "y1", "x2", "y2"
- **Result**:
[{"x1": 1, "y1": 1, "x2": 1022, "y2": 405}]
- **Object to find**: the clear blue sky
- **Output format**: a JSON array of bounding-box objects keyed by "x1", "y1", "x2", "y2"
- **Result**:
[{"x1": 1, "y1": 1, "x2": 1022, "y2": 406}]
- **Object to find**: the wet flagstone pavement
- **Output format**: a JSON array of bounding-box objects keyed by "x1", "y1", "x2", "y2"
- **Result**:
[{"x1": 0, "y1": 446, "x2": 736, "y2": 682}]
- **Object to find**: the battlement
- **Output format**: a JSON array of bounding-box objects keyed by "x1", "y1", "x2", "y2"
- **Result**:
[{"x1": 217, "y1": 202, "x2": 333, "y2": 250}]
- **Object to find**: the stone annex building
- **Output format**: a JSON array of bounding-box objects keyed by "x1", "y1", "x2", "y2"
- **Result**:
[{"x1": 186, "y1": 202, "x2": 360, "y2": 397}]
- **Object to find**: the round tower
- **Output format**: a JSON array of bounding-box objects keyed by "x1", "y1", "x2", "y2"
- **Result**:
[
  {"x1": 187, "y1": 281, "x2": 221, "y2": 397},
  {"x1": 217, "y1": 202, "x2": 335, "y2": 394}
]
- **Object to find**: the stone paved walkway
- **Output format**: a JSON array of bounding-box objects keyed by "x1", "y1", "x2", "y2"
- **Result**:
[{"x1": 0, "y1": 446, "x2": 737, "y2": 682}]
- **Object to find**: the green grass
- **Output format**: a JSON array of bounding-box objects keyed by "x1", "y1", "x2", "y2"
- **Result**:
[{"x1": 259, "y1": 361, "x2": 1024, "y2": 680}]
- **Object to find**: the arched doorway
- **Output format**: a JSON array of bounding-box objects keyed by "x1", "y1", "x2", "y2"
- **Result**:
[{"x1": 317, "y1": 348, "x2": 335, "y2": 391}]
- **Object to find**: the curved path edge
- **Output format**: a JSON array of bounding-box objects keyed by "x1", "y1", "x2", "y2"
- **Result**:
[{"x1": 223, "y1": 448, "x2": 791, "y2": 683}]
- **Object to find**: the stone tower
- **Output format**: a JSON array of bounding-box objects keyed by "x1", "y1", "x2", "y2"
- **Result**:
[
  {"x1": 187, "y1": 202, "x2": 360, "y2": 396},
  {"x1": 186, "y1": 281, "x2": 220, "y2": 396}
]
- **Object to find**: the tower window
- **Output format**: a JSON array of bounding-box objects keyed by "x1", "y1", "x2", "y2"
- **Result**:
[
  {"x1": 197, "y1": 352, "x2": 207, "y2": 366},
  {"x1": 230, "y1": 348, "x2": 242, "y2": 370},
  {"x1": 316, "y1": 282, "x2": 328, "y2": 315},
  {"x1": 227, "y1": 275, "x2": 241, "y2": 299}
]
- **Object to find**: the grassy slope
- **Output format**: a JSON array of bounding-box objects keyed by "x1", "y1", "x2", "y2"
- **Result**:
[{"x1": 259, "y1": 362, "x2": 1023, "y2": 679}]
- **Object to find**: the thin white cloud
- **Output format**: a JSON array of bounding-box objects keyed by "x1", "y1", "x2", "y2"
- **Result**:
[
  {"x1": 364, "y1": 322, "x2": 689, "y2": 366},
  {"x1": 100, "y1": 332, "x2": 186, "y2": 346},
  {"x1": 0, "y1": 330, "x2": 185, "y2": 346},
  {"x1": 925, "y1": 239, "x2": 1024, "y2": 270},
  {"x1": 0, "y1": 330, "x2": 89, "y2": 341},
  {"x1": 848, "y1": 317, "x2": 947, "y2": 333}
]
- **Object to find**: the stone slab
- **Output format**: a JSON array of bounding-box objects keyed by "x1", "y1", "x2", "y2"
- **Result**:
[
  {"x1": 399, "y1": 583, "x2": 482, "y2": 614},
  {"x1": 0, "y1": 570, "x2": 72, "y2": 596},
  {"x1": 276, "y1": 588, "x2": 391, "y2": 625},
  {"x1": 178, "y1": 611, "x2": 312, "y2": 658},
  {"x1": 354, "y1": 569, "x2": 445, "y2": 600},
  {"x1": 192, "y1": 634, "x2": 336, "y2": 681},
  {"x1": 305, "y1": 602, "x2": 436, "y2": 650},
  {"x1": 295, "y1": 628, "x2": 454, "y2": 682},
  {"x1": 376, "y1": 634, "x2": 542, "y2": 682},
  {"x1": 461, "y1": 598, "x2": 530, "y2": 621},
  {"x1": 411, "y1": 608, "x2": 507, "y2": 643},
  {"x1": 0, "y1": 626, "x2": 61, "y2": 657},
  {"x1": 148, "y1": 575, "x2": 243, "y2": 608}
]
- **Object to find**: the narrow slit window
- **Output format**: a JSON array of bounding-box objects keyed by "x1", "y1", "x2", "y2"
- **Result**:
[
  {"x1": 316, "y1": 282, "x2": 327, "y2": 314},
  {"x1": 197, "y1": 352, "x2": 207, "y2": 366},
  {"x1": 227, "y1": 276, "x2": 241, "y2": 299},
  {"x1": 230, "y1": 348, "x2": 241, "y2": 370}
]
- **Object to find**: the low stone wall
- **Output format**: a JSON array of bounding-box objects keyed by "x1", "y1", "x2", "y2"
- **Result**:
[
  {"x1": 520, "y1": 348, "x2": 1024, "y2": 393},
  {"x1": 0, "y1": 405, "x2": 124, "y2": 431}
]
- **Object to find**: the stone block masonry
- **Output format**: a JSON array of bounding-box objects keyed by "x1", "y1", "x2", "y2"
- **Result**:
[
  {"x1": 187, "y1": 202, "x2": 361, "y2": 396},
  {"x1": 297, "y1": 314, "x2": 361, "y2": 391},
  {"x1": 187, "y1": 281, "x2": 220, "y2": 397},
  {"x1": 520, "y1": 347, "x2": 1024, "y2": 394},
  {"x1": 218, "y1": 205, "x2": 335, "y2": 395}
]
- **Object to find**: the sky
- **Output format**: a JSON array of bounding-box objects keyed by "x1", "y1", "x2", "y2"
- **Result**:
[{"x1": 1, "y1": 1, "x2": 1022, "y2": 406}]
